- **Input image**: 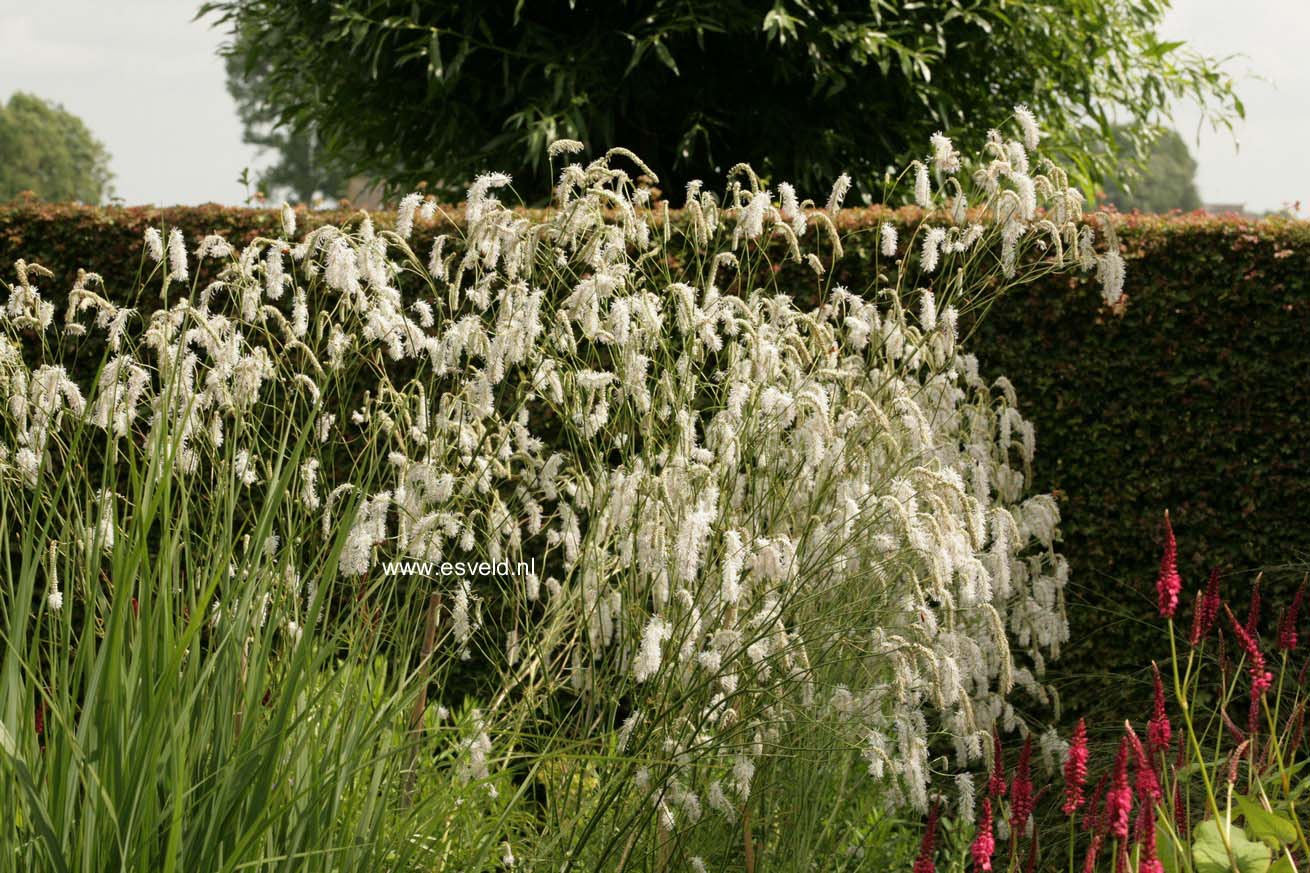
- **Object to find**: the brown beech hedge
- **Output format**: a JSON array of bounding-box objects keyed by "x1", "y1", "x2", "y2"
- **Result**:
[{"x1": 3, "y1": 200, "x2": 1308, "y2": 717}]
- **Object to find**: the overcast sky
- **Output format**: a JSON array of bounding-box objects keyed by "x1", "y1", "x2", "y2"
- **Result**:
[{"x1": 0, "y1": 0, "x2": 1306, "y2": 212}]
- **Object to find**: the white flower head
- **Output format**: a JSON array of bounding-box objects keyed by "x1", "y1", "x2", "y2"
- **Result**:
[
  {"x1": 280, "y1": 202, "x2": 297, "y2": 237},
  {"x1": 396, "y1": 192, "x2": 423, "y2": 239},
  {"x1": 921, "y1": 226, "x2": 947, "y2": 273},
  {"x1": 167, "y1": 229, "x2": 188, "y2": 281},
  {"x1": 547, "y1": 138, "x2": 585, "y2": 158},
  {"x1": 634, "y1": 615, "x2": 671, "y2": 683},
  {"x1": 144, "y1": 227, "x2": 164, "y2": 262},
  {"x1": 930, "y1": 132, "x2": 961, "y2": 174},
  {"x1": 826, "y1": 172, "x2": 852, "y2": 213},
  {"x1": 1014, "y1": 104, "x2": 1041, "y2": 151},
  {"x1": 880, "y1": 222, "x2": 898, "y2": 258},
  {"x1": 913, "y1": 161, "x2": 931, "y2": 208}
]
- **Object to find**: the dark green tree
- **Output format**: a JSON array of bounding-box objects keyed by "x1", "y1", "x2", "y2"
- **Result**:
[
  {"x1": 202, "y1": 0, "x2": 1242, "y2": 200},
  {"x1": 0, "y1": 92, "x2": 114, "y2": 203},
  {"x1": 224, "y1": 30, "x2": 348, "y2": 203},
  {"x1": 1101, "y1": 128, "x2": 1202, "y2": 213}
]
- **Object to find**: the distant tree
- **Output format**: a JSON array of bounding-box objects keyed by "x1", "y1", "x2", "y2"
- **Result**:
[
  {"x1": 202, "y1": 0, "x2": 1242, "y2": 201},
  {"x1": 0, "y1": 92, "x2": 113, "y2": 203},
  {"x1": 224, "y1": 36, "x2": 347, "y2": 204},
  {"x1": 1101, "y1": 128, "x2": 1202, "y2": 213}
]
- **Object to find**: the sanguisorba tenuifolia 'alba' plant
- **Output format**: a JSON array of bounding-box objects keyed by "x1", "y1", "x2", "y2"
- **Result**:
[{"x1": 0, "y1": 108, "x2": 1123, "y2": 871}]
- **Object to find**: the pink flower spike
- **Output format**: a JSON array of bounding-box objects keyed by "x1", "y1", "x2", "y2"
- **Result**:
[
  {"x1": 1083, "y1": 773, "x2": 1108, "y2": 833},
  {"x1": 1226, "y1": 603, "x2": 1272, "y2": 695},
  {"x1": 1147, "y1": 663, "x2": 1172, "y2": 759},
  {"x1": 1226, "y1": 603, "x2": 1273, "y2": 734},
  {"x1": 1196, "y1": 567, "x2": 1223, "y2": 642},
  {"x1": 1188, "y1": 591, "x2": 1206, "y2": 647},
  {"x1": 914, "y1": 804, "x2": 939, "y2": 873},
  {"x1": 1081, "y1": 835, "x2": 1103, "y2": 873},
  {"x1": 1173, "y1": 781, "x2": 1188, "y2": 836},
  {"x1": 971, "y1": 797, "x2": 996, "y2": 872},
  {"x1": 1138, "y1": 807, "x2": 1164, "y2": 873},
  {"x1": 1125, "y1": 722, "x2": 1162, "y2": 804},
  {"x1": 1063, "y1": 719, "x2": 1090, "y2": 815},
  {"x1": 1156, "y1": 510, "x2": 1182, "y2": 619},
  {"x1": 1279, "y1": 585, "x2": 1304, "y2": 651},
  {"x1": 1246, "y1": 576, "x2": 1262, "y2": 637},
  {"x1": 988, "y1": 733, "x2": 1007, "y2": 799},
  {"x1": 1009, "y1": 736, "x2": 1034, "y2": 831},
  {"x1": 1104, "y1": 737, "x2": 1133, "y2": 841}
]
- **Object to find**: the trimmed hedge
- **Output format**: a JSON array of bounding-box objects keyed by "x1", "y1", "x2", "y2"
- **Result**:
[
  {"x1": 963, "y1": 213, "x2": 1310, "y2": 717},
  {"x1": 3, "y1": 200, "x2": 1308, "y2": 718}
]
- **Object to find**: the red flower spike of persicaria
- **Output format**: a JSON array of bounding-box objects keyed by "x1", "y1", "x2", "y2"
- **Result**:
[
  {"x1": 1201, "y1": 567, "x2": 1222, "y2": 630},
  {"x1": 1104, "y1": 737, "x2": 1133, "y2": 841},
  {"x1": 914, "y1": 804, "x2": 939, "y2": 873},
  {"x1": 1081, "y1": 834, "x2": 1103, "y2": 873},
  {"x1": 1226, "y1": 604, "x2": 1273, "y2": 697},
  {"x1": 1063, "y1": 718, "x2": 1089, "y2": 815},
  {"x1": 1147, "y1": 663, "x2": 1172, "y2": 759},
  {"x1": 1009, "y1": 736, "x2": 1035, "y2": 831},
  {"x1": 1125, "y1": 722, "x2": 1162, "y2": 804},
  {"x1": 1023, "y1": 828, "x2": 1039, "y2": 873},
  {"x1": 1246, "y1": 576, "x2": 1262, "y2": 637},
  {"x1": 988, "y1": 732, "x2": 1007, "y2": 798},
  {"x1": 1220, "y1": 705, "x2": 1248, "y2": 745},
  {"x1": 1156, "y1": 510, "x2": 1182, "y2": 619},
  {"x1": 1190, "y1": 566, "x2": 1224, "y2": 645},
  {"x1": 1288, "y1": 700, "x2": 1308, "y2": 754},
  {"x1": 1084, "y1": 773, "x2": 1108, "y2": 833},
  {"x1": 1279, "y1": 585, "x2": 1304, "y2": 651},
  {"x1": 1188, "y1": 591, "x2": 1206, "y2": 646},
  {"x1": 1138, "y1": 807, "x2": 1164, "y2": 873},
  {"x1": 1173, "y1": 781, "x2": 1188, "y2": 836},
  {"x1": 971, "y1": 798, "x2": 996, "y2": 872},
  {"x1": 1226, "y1": 603, "x2": 1273, "y2": 735}
]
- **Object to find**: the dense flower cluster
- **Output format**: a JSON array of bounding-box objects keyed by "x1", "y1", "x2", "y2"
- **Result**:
[{"x1": 0, "y1": 111, "x2": 1123, "y2": 850}]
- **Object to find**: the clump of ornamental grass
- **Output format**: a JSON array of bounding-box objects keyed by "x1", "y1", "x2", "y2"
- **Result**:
[
  {"x1": 1, "y1": 108, "x2": 1121, "y2": 871},
  {"x1": 916, "y1": 512, "x2": 1310, "y2": 873}
]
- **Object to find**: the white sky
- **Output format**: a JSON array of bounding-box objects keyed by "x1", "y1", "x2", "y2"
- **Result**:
[
  {"x1": 1162, "y1": 0, "x2": 1310, "y2": 214},
  {"x1": 0, "y1": 0, "x2": 1306, "y2": 212},
  {"x1": 0, "y1": 0, "x2": 258, "y2": 205}
]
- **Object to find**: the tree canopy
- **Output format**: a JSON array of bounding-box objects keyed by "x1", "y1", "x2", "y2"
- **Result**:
[
  {"x1": 0, "y1": 92, "x2": 114, "y2": 204},
  {"x1": 224, "y1": 43, "x2": 348, "y2": 204},
  {"x1": 204, "y1": 0, "x2": 1242, "y2": 201},
  {"x1": 1101, "y1": 128, "x2": 1202, "y2": 213}
]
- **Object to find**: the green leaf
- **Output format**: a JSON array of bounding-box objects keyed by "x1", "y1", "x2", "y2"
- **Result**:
[
  {"x1": 427, "y1": 30, "x2": 444, "y2": 79},
  {"x1": 1234, "y1": 795, "x2": 1298, "y2": 847},
  {"x1": 1146, "y1": 39, "x2": 1186, "y2": 58},
  {"x1": 1268, "y1": 857, "x2": 1294, "y2": 873},
  {"x1": 1158, "y1": 818, "x2": 1182, "y2": 873},
  {"x1": 651, "y1": 38, "x2": 680, "y2": 76},
  {"x1": 762, "y1": 6, "x2": 800, "y2": 44},
  {"x1": 1192, "y1": 819, "x2": 1272, "y2": 873},
  {"x1": 0, "y1": 717, "x2": 14, "y2": 757}
]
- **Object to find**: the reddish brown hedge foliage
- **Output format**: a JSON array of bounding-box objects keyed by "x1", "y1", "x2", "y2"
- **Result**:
[{"x1": 3, "y1": 201, "x2": 1309, "y2": 718}]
